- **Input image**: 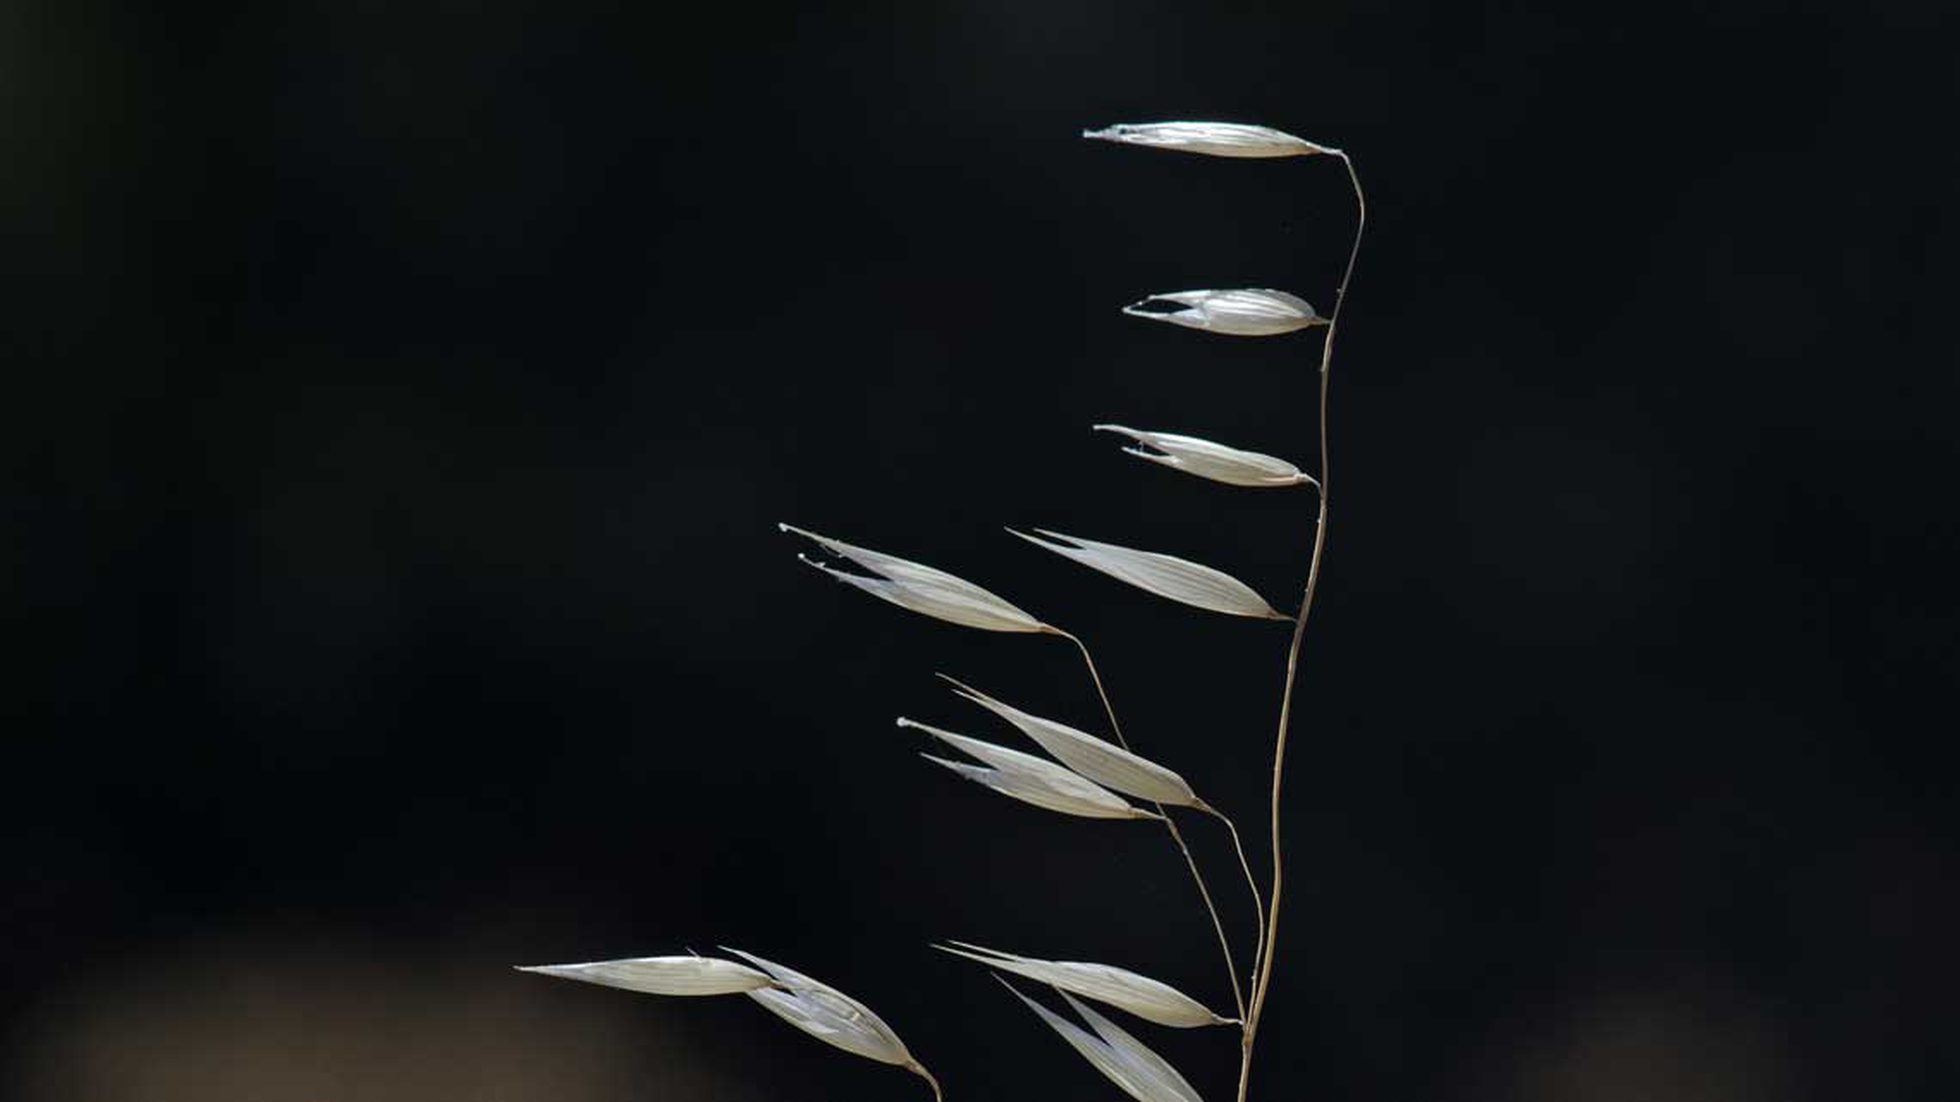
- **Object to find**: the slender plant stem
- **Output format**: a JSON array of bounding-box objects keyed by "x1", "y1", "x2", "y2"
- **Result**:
[
  {"x1": 909, "y1": 1061, "x2": 944, "y2": 1102},
  {"x1": 1054, "y1": 626, "x2": 1125, "y2": 743},
  {"x1": 1051, "y1": 625, "x2": 1247, "y2": 1022},
  {"x1": 1162, "y1": 814, "x2": 1243, "y2": 1021},
  {"x1": 1201, "y1": 802, "x2": 1266, "y2": 991},
  {"x1": 1235, "y1": 148, "x2": 1365, "y2": 1102}
]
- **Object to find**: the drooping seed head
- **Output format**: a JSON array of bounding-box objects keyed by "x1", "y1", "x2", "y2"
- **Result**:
[
  {"x1": 1122, "y1": 288, "x2": 1322, "y2": 336},
  {"x1": 1007, "y1": 528, "x2": 1291, "y2": 622},
  {"x1": 1057, "y1": 989, "x2": 1207, "y2": 1102},
  {"x1": 781, "y1": 523, "x2": 1046, "y2": 633},
  {"x1": 900, "y1": 717, "x2": 1157, "y2": 822},
  {"x1": 1093, "y1": 425, "x2": 1315, "y2": 489},
  {"x1": 998, "y1": 979, "x2": 1204, "y2": 1102},
  {"x1": 937, "y1": 941, "x2": 1232, "y2": 1028},
  {"x1": 721, "y1": 947, "x2": 918, "y2": 1068},
  {"x1": 1082, "y1": 121, "x2": 1329, "y2": 159},
  {"x1": 515, "y1": 954, "x2": 773, "y2": 996},
  {"x1": 937, "y1": 675, "x2": 1202, "y2": 808}
]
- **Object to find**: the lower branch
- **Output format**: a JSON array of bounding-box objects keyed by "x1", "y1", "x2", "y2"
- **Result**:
[
  {"x1": 1051, "y1": 626, "x2": 1246, "y2": 1022},
  {"x1": 907, "y1": 1060, "x2": 944, "y2": 1102},
  {"x1": 1200, "y1": 802, "x2": 1267, "y2": 992}
]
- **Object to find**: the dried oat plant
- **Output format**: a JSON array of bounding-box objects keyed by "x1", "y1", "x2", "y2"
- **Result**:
[{"x1": 520, "y1": 119, "x2": 1366, "y2": 1102}]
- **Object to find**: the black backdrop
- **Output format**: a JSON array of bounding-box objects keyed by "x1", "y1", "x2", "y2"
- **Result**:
[{"x1": 7, "y1": 2, "x2": 1957, "y2": 1100}]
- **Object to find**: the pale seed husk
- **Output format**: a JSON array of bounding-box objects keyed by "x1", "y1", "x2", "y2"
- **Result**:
[
  {"x1": 1063, "y1": 990, "x2": 1206, "y2": 1102},
  {"x1": 1093, "y1": 424, "x2": 1314, "y2": 489},
  {"x1": 515, "y1": 955, "x2": 772, "y2": 996},
  {"x1": 722, "y1": 947, "x2": 916, "y2": 1068},
  {"x1": 901, "y1": 718, "x2": 1156, "y2": 821},
  {"x1": 999, "y1": 980, "x2": 1203, "y2": 1102},
  {"x1": 782, "y1": 523, "x2": 1045, "y2": 633},
  {"x1": 1082, "y1": 121, "x2": 1327, "y2": 159},
  {"x1": 938, "y1": 941, "x2": 1230, "y2": 1027},
  {"x1": 938, "y1": 675, "x2": 1203, "y2": 809},
  {"x1": 1007, "y1": 528, "x2": 1290, "y2": 621},
  {"x1": 1122, "y1": 288, "x2": 1321, "y2": 336}
]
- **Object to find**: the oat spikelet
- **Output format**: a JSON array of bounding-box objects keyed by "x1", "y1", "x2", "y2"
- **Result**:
[
  {"x1": 900, "y1": 717, "x2": 1158, "y2": 821},
  {"x1": 937, "y1": 675, "x2": 1205, "y2": 809},
  {"x1": 1083, "y1": 121, "x2": 1328, "y2": 159},
  {"x1": 938, "y1": 941, "x2": 1231, "y2": 1027},
  {"x1": 1007, "y1": 528, "x2": 1291, "y2": 621},
  {"x1": 1093, "y1": 425, "x2": 1315, "y2": 489},
  {"x1": 1000, "y1": 980, "x2": 1205, "y2": 1102},
  {"x1": 1122, "y1": 289, "x2": 1322, "y2": 336},
  {"x1": 782, "y1": 522, "x2": 1045, "y2": 633}
]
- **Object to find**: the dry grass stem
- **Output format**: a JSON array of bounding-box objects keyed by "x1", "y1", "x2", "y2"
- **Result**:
[
  {"x1": 1197, "y1": 805, "x2": 1267, "y2": 992},
  {"x1": 1047, "y1": 627, "x2": 1247, "y2": 1020},
  {"x1": 1236, "y1": 147, "x2": 1367, "y2": 1102}
]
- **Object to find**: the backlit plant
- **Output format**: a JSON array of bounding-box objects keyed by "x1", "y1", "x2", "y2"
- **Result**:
[{"x1": 520, "y1": 118, "x2": 1366, "y2": 1102}]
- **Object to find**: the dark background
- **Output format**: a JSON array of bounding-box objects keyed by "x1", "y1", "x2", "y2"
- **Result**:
[{"x1": 6, "y1": 1, "x2": 1957, "y2": 1100}]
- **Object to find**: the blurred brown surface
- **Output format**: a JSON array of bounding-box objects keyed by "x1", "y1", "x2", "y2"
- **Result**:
[{"x1": 10, "y1": 941, "x2": 748, "y2": 1102}]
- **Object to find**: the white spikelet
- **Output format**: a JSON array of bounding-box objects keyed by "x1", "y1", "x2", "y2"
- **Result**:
[
  {"x1": 522, "y1": 949, "x2": 940, "y2": 1093},
  {"x1": 1093, "y1": 424, "x2": 1315, "y2": 489},
  {"x1": 900, "y1": 718, "x2": 1156, "y2": 822},
  {"x1": 937, "y1": 941, "x2": 1231, "y2": 1027},
  {"x1": 1006, "y1": 528, "x2": 1291, "y2": 622},
  {"x1": 1122, "y1": 288, "x2": 1321, "y2": 336},
  {"x1": 1000, "y1": 980, "x2": 1204, "y2": 1102},
  {"x1": 781, "y1": 523, "x2": 1045, "y2": 633},
  {"x1": 1083, "y1": 121, "x2": 1328, "y2": 159},
  {"x1": 937, "y1": 675, "x2": 1203, "y2": 809},
  {"x1": 515, "y1": 954, "x2": 773, "y2": 996},
  {"x1": 721, "y1": 948, "x2": 925, "y2": 1074},
  {"x1": 1063, "y1": 990, "x2": 1206, "y2": 1102}
]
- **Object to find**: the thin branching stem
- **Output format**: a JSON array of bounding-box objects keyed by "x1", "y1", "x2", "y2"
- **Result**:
[
  {"x1": 1052, "y1": 626, "x2": 1124, "y2": 742},
  {"x1": 909, "y1": 1061, "x2": 944, "y2": 1102},
  {"x1": 1163, "y1": 814, "x2": 1243, "y2": 1021},
  {"x1": 1049, "y1": 625, "x2": 1247, "y2": 1021},
  {"x1": 1200, "y1": 802, "x2": 1266, "y2": 991},
  {"x1": 1235, "y1": 148, "x2": 1365, "y2": 1102}
]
